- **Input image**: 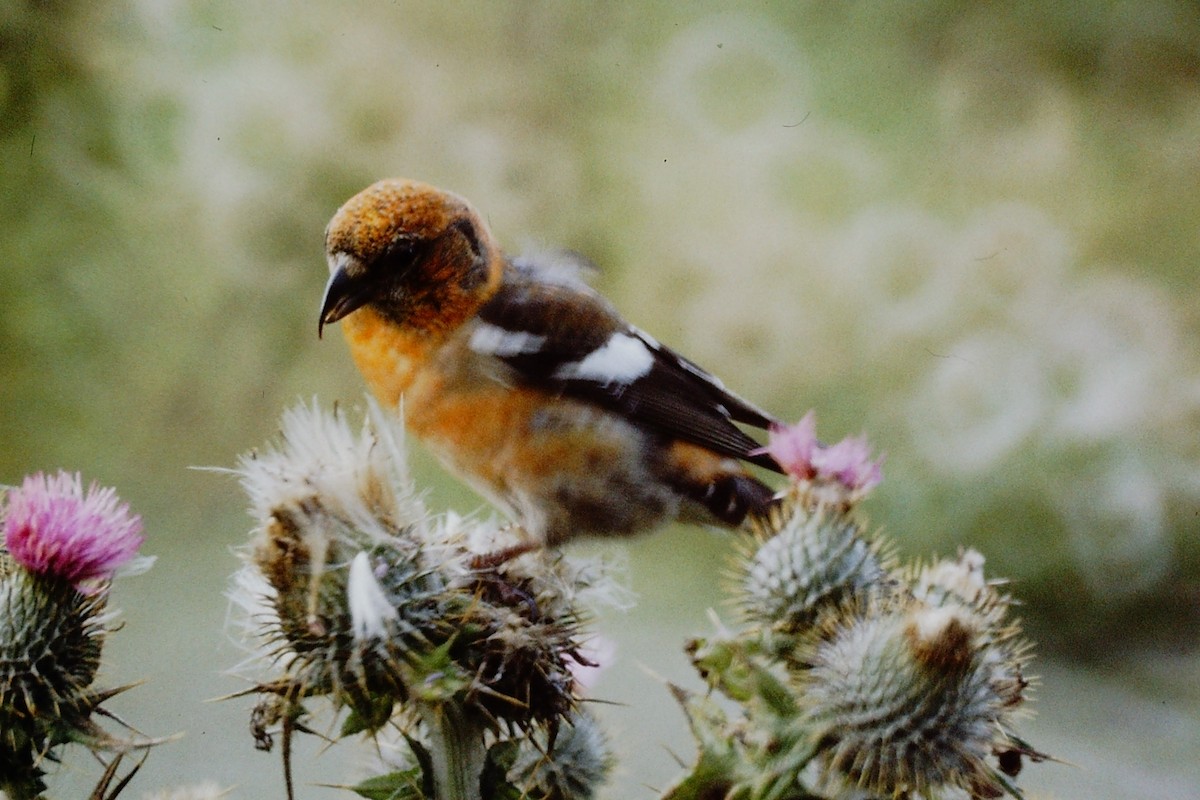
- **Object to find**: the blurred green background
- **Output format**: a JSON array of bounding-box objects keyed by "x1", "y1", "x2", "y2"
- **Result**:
[{"x1": 3, "y1": 1, "x2": 1198, "y2": 797}]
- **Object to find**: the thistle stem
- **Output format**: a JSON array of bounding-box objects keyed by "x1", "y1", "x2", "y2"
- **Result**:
[{"x1": 417, "y1": 701, "x2": 487, "y2": 800}]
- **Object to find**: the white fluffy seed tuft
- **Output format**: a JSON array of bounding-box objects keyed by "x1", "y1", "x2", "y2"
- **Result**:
[{"x1": 348, "y1": 551, "x2": 400, "y2": 641}]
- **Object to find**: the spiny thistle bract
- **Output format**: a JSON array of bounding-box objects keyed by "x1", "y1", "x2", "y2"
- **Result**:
[
  {"x1": 740, "y1": 488, "x2": 894, "y2": 635},
  {"x1": 504, "y1": 708, "x2": 614, "y2": 800},
  {"x1": 803, "y1": 594, "x2": 1031, "y2": 799},
  {"x1": 228, "y1": 399, "x2": 614, "y2": 800},
  {"x1": 0, "y1": 472, "x2": 158, "y2": 800},
  {"x1": 665, "y1": 415, "x2": 1046, "y2": 800}
]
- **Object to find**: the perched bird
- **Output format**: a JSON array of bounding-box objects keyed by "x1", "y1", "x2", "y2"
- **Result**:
[{"x1": 320, "y1": 178, "x2": 784, "y2": 547}]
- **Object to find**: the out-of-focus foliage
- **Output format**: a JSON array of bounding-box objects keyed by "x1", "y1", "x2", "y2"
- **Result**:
[{"x1": 1, "y1": 1, "x2": 1197, "y2": 797}]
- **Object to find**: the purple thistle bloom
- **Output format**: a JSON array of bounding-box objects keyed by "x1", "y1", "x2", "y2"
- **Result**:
[
  {"x1": 3, "y1": 470, "x2": 143, "y2": 586},
  {"x1": 811, "y1": 434, "x2": 884, "y2": 493},
  {"x1": 759, "y1": 411, "x2": 820, "y2": 480},
  {"x1": 760, "y1": 412, "x2": 884, "y2": 494}
]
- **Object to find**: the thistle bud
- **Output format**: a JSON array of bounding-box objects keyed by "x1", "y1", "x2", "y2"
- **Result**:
[
  {"x1": 668, "y1": 428, "x2": 1047, "y2": 800},
  {"x1": 0, "y1": 473, "x2": 154, "y2": 800},
  {"x1": 0, "y1": 562, "x2": 106, "y2": 753},
  {"x1": 740, "y1": 491, "x2": 893, "y2": 633},
  {"x1": 803, "y1": 591, "x2": 1032, "y2": 798},
  {"x1": 506, "y1": 708, "x2": 613, "y2": 800}
]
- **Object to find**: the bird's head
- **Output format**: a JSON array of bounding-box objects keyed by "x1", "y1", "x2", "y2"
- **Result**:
[{"x1": 320, "y1": 178, "x2": 502, "y2": 337}]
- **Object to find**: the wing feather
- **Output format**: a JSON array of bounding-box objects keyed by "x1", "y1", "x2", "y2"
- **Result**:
[{"x1": 474, "y1": 258, "x2": 783, "y2": 472}]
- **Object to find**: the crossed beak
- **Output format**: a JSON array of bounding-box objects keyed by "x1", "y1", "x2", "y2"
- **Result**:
[{"x1": 318, "y1": 266, "x2": 375, "y2": 338}]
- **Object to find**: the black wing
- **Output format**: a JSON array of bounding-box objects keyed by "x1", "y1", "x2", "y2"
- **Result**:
[{"x1": 472, "y1": 257, "x2": 783, "y2": 472}]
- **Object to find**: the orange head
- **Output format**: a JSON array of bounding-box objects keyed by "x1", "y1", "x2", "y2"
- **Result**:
[{"x1": 320, "y1": 178, "x2": 503, "y2": 337}]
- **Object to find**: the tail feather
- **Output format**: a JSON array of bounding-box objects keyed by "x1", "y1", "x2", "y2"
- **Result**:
[{"x1": 688, "y1": 472, "x2": 778, "y2": 528}]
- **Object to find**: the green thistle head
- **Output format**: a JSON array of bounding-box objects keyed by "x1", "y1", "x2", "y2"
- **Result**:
[
  {"x1": 0, "y1": 565, "x2": 107, "y2": 751},
  {"x1": 506, "y1": 708, "x2": 613, "y2": 800},
  {"x1": 803, "y1": 589, "x2": 1031, "y2": 798},
  {"x1": 1, "y1": 473, "x2": 154, "y2": 799},
  {"x1": 666, "y1": 417, "x2": 1048, "y2": 800},
  {"x1": 740, "y1": 489, "x2": 894, "y2": 634}
]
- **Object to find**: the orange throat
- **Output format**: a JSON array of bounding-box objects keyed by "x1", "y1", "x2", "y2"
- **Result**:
[{"x1": 338, "y1": 307, "x2": 436, "y2": 408}]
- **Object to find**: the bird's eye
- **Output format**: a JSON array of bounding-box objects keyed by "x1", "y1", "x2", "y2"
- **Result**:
[
  {"x1": 448, "y1": 218, "x2": 490, "y2": 290},
  {"x1": 450, "y1": 218, "x2": 483, "y2": 261},
  {"x1": 379, "y1": 236, "x2": 420, "y2": 270}
]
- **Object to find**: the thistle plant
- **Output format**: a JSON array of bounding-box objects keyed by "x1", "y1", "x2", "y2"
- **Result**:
[
  {"x1": 664, "y1": 413, "x2": 1048, "y2": 800},
  {"x1": 227, "y1": 400, "x2": 1050, "y2": 800},
  {"x1": 0, "y1": 471, "x2": 159, "y2": 800},
  {"x1": 228, "y1": 399, "x2": 614, "y2": 800}
]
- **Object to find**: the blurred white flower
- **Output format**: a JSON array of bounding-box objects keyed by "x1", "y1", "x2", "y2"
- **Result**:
[
  {"x1": 656, "y1": 13, "x2": 810, "y2": 155},
  {"x1": 937, "y1": 63, "x2": 1082, "y2": 187},
  {"x1": 953, "y1": 202, "x2": 1074, "y2": 317},
  {"x1": 908, "y1": 332, "x2": 1050, "y2": 474},
  {"x1": 829, "y1": 205, "x2": 961, "y2": 343},
  {"x1": 1037, "y1": 274, "x2": 1183, "y2": 442},
  {"x1": 1056, "y1": 453, "x2": 1173, "y2": 599}
]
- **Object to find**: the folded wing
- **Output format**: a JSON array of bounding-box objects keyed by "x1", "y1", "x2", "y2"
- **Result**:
[{"x1": 471, "y1": 256, "x2": 783, "y2": 472}]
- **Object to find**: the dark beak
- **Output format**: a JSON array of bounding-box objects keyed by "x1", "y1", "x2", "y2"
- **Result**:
[{"x1": 319, "y1": 266, "x2": 375, "y2": 338}]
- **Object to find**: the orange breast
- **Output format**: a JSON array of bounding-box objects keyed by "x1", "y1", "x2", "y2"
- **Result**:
[
  {"x1": 411, "y1": 387, "x2": 628, "y2": 489},
  {"x1": 340, "y1": 307, "x2": 432, "y2": 408},
  {"x1": 339, "y1": 307, "x2": 598, "y2": 488}
]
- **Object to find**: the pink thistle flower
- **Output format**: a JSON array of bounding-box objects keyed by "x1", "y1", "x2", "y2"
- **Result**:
[
  {"x1": 759, "y1": 412, "x2": 884, "y2": 495},
  {"x1": 812, "y1": 434, "x2": 884, "y2": 493},
  {"x1": 760, "y1": 411, "x2": 820, "y2": 480},
  {"x1": 3, "y1": 470, "x2": 144, "y2": 586}
]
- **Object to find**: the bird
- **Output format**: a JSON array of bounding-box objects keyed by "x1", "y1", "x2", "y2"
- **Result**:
[{"x1": 319, "y1": 178, "x2": 785, "y2": 548}]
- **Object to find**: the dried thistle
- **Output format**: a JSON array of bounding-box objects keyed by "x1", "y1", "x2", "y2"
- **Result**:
[{"x1": 228, "y1": 399, "x2": 614, "y2": 800}]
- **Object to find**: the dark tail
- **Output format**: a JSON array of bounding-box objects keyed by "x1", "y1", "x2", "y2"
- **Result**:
[{"x1": 690, "y1": 472, "x2": 778, "y2": 528}]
